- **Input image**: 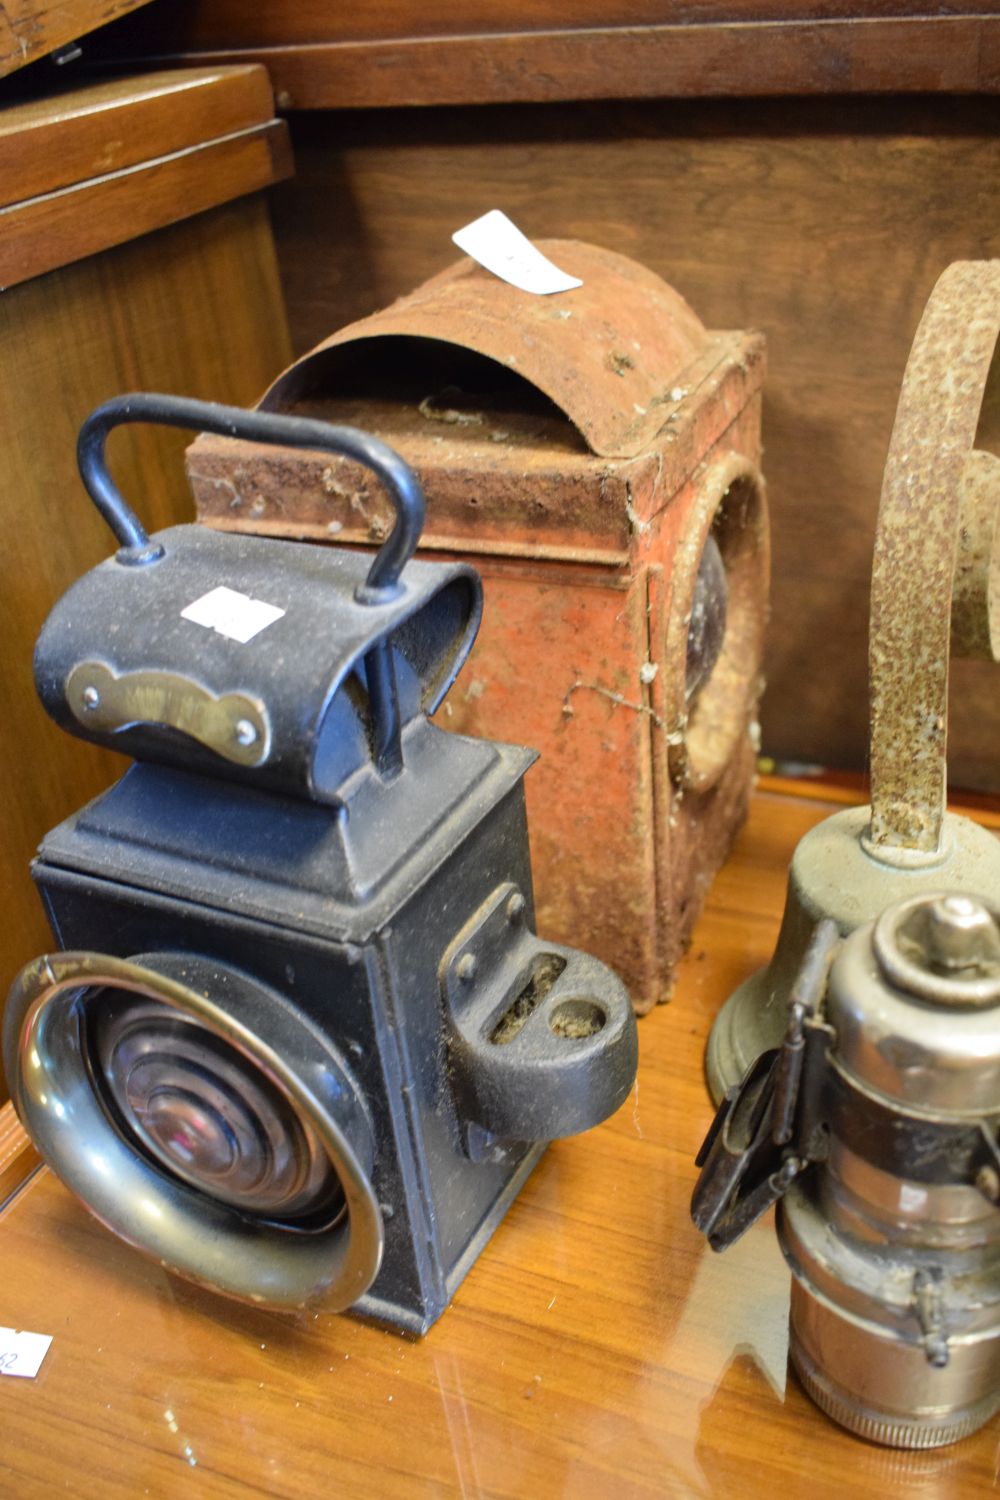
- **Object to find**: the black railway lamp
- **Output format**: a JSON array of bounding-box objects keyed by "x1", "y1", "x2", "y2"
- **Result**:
[{"x1": 4, "y1": 395, "x2": 637, "y2": 1333}]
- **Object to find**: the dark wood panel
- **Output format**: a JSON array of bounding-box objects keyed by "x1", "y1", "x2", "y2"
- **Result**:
[
  {"x1": 83, "y1": 0, "x2": 997, "y2": 50},
  {"x1": 165, "y1": 21, "x2": 1000, "y2": 110},
  {"x1": 263, "y1": 96, "x2": 1000, "y2": 790},
  {"x1": 0, "y1": 64, "x2": 278, "y2": 204},
  {"x1": 89, "y1": 4, "x2": 1000, "y2": 106},
  {"x1": 0, "y1": 786, "x2": 996, "y2": 1497}
]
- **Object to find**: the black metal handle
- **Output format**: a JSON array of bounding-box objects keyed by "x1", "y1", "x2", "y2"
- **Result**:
[
  {"x1": 77, "y1": 393, "x2": 428, "y2": 780},
  {"x1": 76, "y1": 393, "x2": 426, "y2": 595}
]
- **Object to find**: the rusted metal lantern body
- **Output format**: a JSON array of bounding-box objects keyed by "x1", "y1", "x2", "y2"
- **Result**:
[{"x1": 188, "y1": 243, "x2": 769, "y2": 1011}]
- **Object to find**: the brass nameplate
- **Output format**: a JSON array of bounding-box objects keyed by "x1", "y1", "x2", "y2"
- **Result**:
[{"x1": 65, "y1": 661, "x2": 270, "y2": 767}]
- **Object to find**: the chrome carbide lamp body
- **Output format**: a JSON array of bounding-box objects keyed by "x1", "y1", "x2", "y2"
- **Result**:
[
  {"x1": 3, "y1": 394, "x2": 637, "y2": 1334},
  {"x1": 692, "y1": 893, "x2": 1000, "y2": 1448}
]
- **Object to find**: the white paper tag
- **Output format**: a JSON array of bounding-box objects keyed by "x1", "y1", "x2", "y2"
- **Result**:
[
  {"x1": 0, "y1": 1327, "x2": 53, "y2": 1379},
  {"x1": 452, "y1": 210, "x2": 582, "y2": 296},
  {"x1": 181, "y1": 586, "x2": 286, "y2": 645}
]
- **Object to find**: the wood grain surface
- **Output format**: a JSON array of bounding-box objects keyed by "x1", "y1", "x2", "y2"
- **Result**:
[
  {"x1": 0, "y1": 196, "x2": 292, "y2": 1110},
  {"x1": 0, "y1": 0, "x2": 152, "y2": 77},
  {"x1": 0, "y1": 1109, "x2": 37, "y2": 1214},
  {"x1": 89, "y1": 3, "x2": 1000, "y2": 106},
  {"x1": 0, "y1": 66, "x2": 292, "y2": 288},
  {"x1": 1, "y1": 121, "x2": 292, "y2": 287},
  {"x1": 259, "y1": 95, "x2": 1000, "y2": 792},
  {"x1": 0, "y1": 784, "x2": 996, "y2": 1497},
  {"x1": 0, "y1": 65, "x2": 279, "y2": 204}
]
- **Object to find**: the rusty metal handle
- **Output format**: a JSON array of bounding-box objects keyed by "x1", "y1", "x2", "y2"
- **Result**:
[{"x1": 867, "y1": 262, "x2": 1000, "y2": 859}]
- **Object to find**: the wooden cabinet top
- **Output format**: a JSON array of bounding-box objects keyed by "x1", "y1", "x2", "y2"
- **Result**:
[{"x1": 0, "y1": 65, "x2": 291, "y2": 285}]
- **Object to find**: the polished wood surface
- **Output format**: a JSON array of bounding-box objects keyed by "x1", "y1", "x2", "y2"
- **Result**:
[
  {"x1": 92, "y1": 3, "x2": 1000, "y2": 106},
  {"x1": 0, "y1": 0, "x2": 152, "y2": 77},
  {"x1": 0, "y1": 65, "x2": 280, "y2": 203},
  {"x1": 0, "y1": 190, "x2": 292, "y2": 1109},
  {"x1": 0, "y1": 67, "x2": 291, "y2": 287},
  {"x1": 2, "y1": 122, "x2": 291, "y2": 287},
  {"x1": 0, "y1": 1109, "x2": 37, "y2": 1214},
  {"x1": 259, "y1": 95, "x2": 1000, "y2": 793},
  {"x1": 0, "y1": 784, "x2": 996, "y2": 1497}
]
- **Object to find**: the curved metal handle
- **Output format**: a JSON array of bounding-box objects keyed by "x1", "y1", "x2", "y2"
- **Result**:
[
  {"x1": 77, "y1": 393, "x2": 427, "y2": 779},
  {"x1": 77, "y1": 392, "x2": 426, "y2": 595}
]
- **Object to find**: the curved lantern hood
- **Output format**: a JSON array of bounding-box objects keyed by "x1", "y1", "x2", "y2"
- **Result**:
[
  {"x1": 262, "y1": 241, "x2": 710, "y2": 461},
  {"x1": 34, "y1": 523, "x2": 482, "y2": 804}
]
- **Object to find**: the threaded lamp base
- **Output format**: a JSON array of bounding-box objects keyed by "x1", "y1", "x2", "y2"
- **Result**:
[{"x1": 791, "y1": 1339, "x2": 1000, "y2": 1450}]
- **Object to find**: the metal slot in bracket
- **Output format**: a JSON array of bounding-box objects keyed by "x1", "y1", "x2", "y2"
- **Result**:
[{"x1": 440, "y1": 882, "x2": 636, "y2": 1144}]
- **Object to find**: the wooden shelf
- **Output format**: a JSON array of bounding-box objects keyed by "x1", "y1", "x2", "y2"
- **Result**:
[
  {"x1": 87, "y1": 3, "x2": 1000, "y2": 108},
  {"x1": 0, "y1": 66, "x2": 292, "y2": 287}
]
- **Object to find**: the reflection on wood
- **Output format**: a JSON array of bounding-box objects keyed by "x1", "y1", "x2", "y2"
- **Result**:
[{"x1": 0, "y1": 1107, "x2": 38, "y2": 1212}]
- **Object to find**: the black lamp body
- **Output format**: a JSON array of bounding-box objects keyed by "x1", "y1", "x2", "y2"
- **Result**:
[{"x1": 4, "y1": 398, "x2": 637, "y2": 1333}]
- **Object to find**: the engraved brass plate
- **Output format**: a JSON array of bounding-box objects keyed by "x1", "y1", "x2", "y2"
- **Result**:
[{"x1": 65, "y1": 661, "x2": 270, "y2": 766}]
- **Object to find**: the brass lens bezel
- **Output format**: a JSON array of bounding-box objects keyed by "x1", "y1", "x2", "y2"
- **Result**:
[{"x1": 4, "y1": 951, "x2": 383, "y2": 1313}]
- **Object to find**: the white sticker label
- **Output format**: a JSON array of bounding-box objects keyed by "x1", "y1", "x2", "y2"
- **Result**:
[
  {"x1": 181, "y1": 586, "x2": 286, "y2": 644},
  {"x1": 0, "y1": 1328, "x2": 53, "y2": 1379},
  {"x1": 452, "y1": 210, "x2": 582, "y2": 296}
]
